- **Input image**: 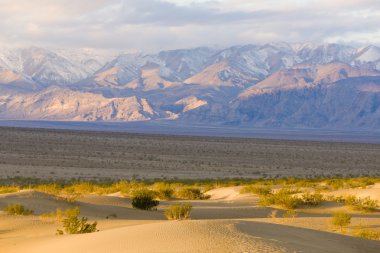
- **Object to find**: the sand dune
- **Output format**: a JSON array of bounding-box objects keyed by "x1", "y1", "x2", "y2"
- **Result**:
[
  {"x1": 1, "y1": 187, "x2": 380, "y2": 253},
  {"x1": 327, "y1": 183, "x2": 380, "y2": 202},
  {"x1": 15, "y1": 220, "x2": 286, "y2": 253},
  {"x1": 7, "y1": 219, "x2": 380, "y2": 253}
]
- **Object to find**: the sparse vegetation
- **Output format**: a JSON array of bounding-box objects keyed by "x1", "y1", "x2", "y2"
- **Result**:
[
  {"x1": 353, "y1": 224, "x2": 380, "y2": 240},
  {"x1": 240, "y1": 185, "x2": 272, "y2": 195},
  {"x1": 35, "y1": 184, "x2": 82, "y2": 203},
  {"x1": 40, "y1": 208, "x2": 65, "y2": 221},
  {"x1": 301, "y1": 191, "x2": 324, "y2": 206},
  {"x1": 259, "y1": 188, "x2": 302, "y2": 209},
  {"x1": 131, "y1": 188, "x2": 159, "y2": 210},
  {"x1": 4, "y1": 203, "x2": 33, "y2": 216},
  {"x1": 268, "y1": 210, "x2": 278, "y2": 221},
  {"x1": 335, "y1": 195, "x2": 378, "y2": 212},
  {"x1": 153, "y1": 183, "x2": 175, "y2": 200},
  {"x1": 176, "y1": 187, "x2": 210, "y2": 200},
  {"x1": 1, "y1": 176, "x2": 380, "y2": 199},
  {"x1": 283, "y1": 210, "x2": 297, "y2": 219},
  {"x1": 56, "y1": 207, "x2": 97, "y2": 235},
  {"x1": 0, "y1": 186, "x2": 19, "y2": 194},
  {"x1": 331, "y1": 211, "x2": 351, "y2": 232},
  {"x1": 164, "y1": 203, "x2": 192, "y2": 220}
]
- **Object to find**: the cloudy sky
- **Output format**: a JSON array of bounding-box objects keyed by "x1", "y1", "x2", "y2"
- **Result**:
[{"x1": 0, "y1": 0, "x2": 379, "y2": 51}]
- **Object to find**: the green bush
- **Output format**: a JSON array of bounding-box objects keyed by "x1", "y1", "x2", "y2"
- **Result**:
[
  {"x1": 354, "y1": 224, "x2": 380, "y2": 240},
  {"x1": 4, "y1": 203, "x2": 33, "y2": 215},
  {"x1": 176, "y1": 187, "x2": 210, "y2": 200},
  {"x1": 301, "y1": 191, "x2": 324, "y2": 206},
  {"x1": 337, "y1": 195, "x2": 378, "y2": 212},
  {"x1": 326, "y1": 179, "x2": 346, "y2": 190},
  {"x1": 35, "y1": 184, "x2": 82, "y2": 203},
  {"x1": 40, "y1": 208, "x2": 65, "y2": 221},
  {"x1": 240, "y1": 185, "x2": 272, "y2": 196},
  {"x1": 35, "y1": 184, "x2": 61, "y2": 196},
  {"x1": 131, "y1": 189, "x2": 159, "y2": 210},
  {"x1": 331, "y1": 211, "x2": 351, "y2": 231},
  {"x1": 59, "y1": 187, "x2": 83, "y2": 203},
  {"x1": 56, "y1": 207, "x2": 97, "y2": 235},
  {"x1": 157, "y1": 188, "x2": 174, "y2": 200},
  {"x1": 351, "y1": 197, "x2": 378, "y2": 212},
  {"x1": 259, "y1": 189, "x2": 302, "y2": 209},
  {"x1": 154, "y1": 184, "x2": 174, "y2": 200},
  {"x1": 69, "y1": 182, "x2": 95, "y2": 194},
  {"x1": 0, "y1": 186, "x2": 19, "y2": 194},
  {"x1": 165, "y1": 203, "x2": 192, "y2": 220}
]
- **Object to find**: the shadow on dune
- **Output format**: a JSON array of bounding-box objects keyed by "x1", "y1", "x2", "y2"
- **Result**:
[{"x1": 236, "y1": 220, "x2": 380, "y2": 253}]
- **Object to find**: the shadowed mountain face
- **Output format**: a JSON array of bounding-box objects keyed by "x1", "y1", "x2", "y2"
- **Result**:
[{"x1": 0, "y1": 43, "x2": 380, "y2": 129}]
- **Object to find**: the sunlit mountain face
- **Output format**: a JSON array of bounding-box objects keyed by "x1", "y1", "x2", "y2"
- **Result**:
[{"x1": 0, "y1": 43, "x2": 380, "y2": 129}]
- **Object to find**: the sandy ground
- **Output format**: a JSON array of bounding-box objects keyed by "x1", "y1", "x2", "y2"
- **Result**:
[{"x1": 1, "y1": 186, "x2": 380, "y2": 253}]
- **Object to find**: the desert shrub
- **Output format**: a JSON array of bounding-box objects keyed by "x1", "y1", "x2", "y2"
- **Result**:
[
  {"x1": 343, "y1": 195, "x2": 357, "y2": 206},
  {"x1": 164, "y1": 203, "x2": 192, "y2": 220},
  {"x1": 131, "y1": 189, "x2": 159, "y2": 210},
  {"x1": 59, "y1": 187, "x2": 83, "y2": 203},
  {"x1": 259, "y1": 194, "x2": 276, "y2": 206},
  {"x1": 176, "y1": 187, "x2": 210, "y2": 200},
  {"x1": 275, "y1": 193, "x2": 301, "y2": 210},
  {"x1": 351, "y1": 197, "x2": 378, "y2": 212},
  {"x1": 35, "y1": 184, "x2": 82, "y2": 203},
  {"x1": 153, "y1": 183, "x2": 174, "y2": 200},
  {"x1": 40, "y1": 208, "x2": 65, "y2": 221},
  {"x1": 35, "y1": 184, "x2": 61, "y2": 195},
  {"x1": 294, "y1": 180, "x2": 319, "y2": 188},
  {"x1": 331, "y1": 211, "x2": 351, "y2": 231},
  {"x1": 337, "y1": 195, "x2": 379, "y2": 212},
  {"x1": 283, "y1": 210, "x2": 297, "y2": 219},
  {"x1": 301, "y1": 191, "x2": 324, "y2": 206},
  {"x1": 240, "y1": 185, "x2": 272, "y2": 196},
  {"x1": 354, "y1": 224, "x2": 380, "y2": 240},
  {"x1": 0, "y1": 186, "x2": 19, "y2": 194},
  {"x1": 4, "y1": 203, "x2": 33, "y2": 215},
  {"x1": 69, "y1": 182, "x2": 95, "y2": 194},
  {"x1": 326, "y1": 179, "x2": 345, "y2": 190},
  {"x1": 117, "y1": 181, "x2": 146, "y2": 196},
  {"x1": 56, "y1": 207, "x2": 97, "y2": 235},
  {"x1": 260, "y1": 189, "x2": 302, "y2": 209},
  {"x1": 346, "y1": 178, "x2": 376, "y2": 189},
  {"x1": 157, "y1": 188, "x2": 174, "y2": 200}
]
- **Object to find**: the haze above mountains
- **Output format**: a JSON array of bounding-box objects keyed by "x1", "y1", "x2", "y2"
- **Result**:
[{"x1": 0, "y1": 42, "x2": 380, "y2": 130}]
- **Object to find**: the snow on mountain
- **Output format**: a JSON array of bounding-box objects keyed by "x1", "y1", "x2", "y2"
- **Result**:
[
  {"x1": 0, "y1": 42, "x2": 380, "y2": 129},
  {"x1": 157, "y1": 47, "x2": 216, "y2": 81},
  {"x1": 55, "y1": 48, "x2": 116, "y2": 75},
  {"x1": 239, "y1": 63, "x2": 380, "y2": 98},
  {"x1": 355, "y1": 45, "x2": 380, "y2": 63},
  {"x1": 0, "y1": 47, "x2": 115, "y2": 87}
]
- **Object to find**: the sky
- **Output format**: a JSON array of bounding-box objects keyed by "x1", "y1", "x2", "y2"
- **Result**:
[{"x1": 0, "y1": 0, "x2": 379, "y2": 51}]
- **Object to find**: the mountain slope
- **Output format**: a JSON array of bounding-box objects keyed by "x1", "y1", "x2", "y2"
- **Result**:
[
  {"x1": 0, "y1": 87, "x2": 159, "y2": 121},
  {"x1": 229, "y1": 65, "x2": 380, "y2": 129},
  {"x1": 1, "y1": 43, "x2": 380, "y2": 129}
]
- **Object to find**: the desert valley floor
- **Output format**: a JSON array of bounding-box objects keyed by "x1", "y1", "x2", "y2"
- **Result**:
[{"x1": 0, "y1": 127, "x2": 379, "y2": 180}]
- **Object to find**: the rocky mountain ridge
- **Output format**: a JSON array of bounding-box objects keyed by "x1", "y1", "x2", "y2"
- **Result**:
[{"x1": 0, "y1": 42, "x2": 380, "y2": 130}]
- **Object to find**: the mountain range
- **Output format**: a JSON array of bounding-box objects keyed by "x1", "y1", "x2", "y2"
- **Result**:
[{"x1": 0, "y1": 42, "x2": 380, "y2": 130}]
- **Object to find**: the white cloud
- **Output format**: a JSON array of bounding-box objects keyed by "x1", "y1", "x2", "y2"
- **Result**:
[{"x1": 0, "y1": 0, "x2": 379, "y2": 51}]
